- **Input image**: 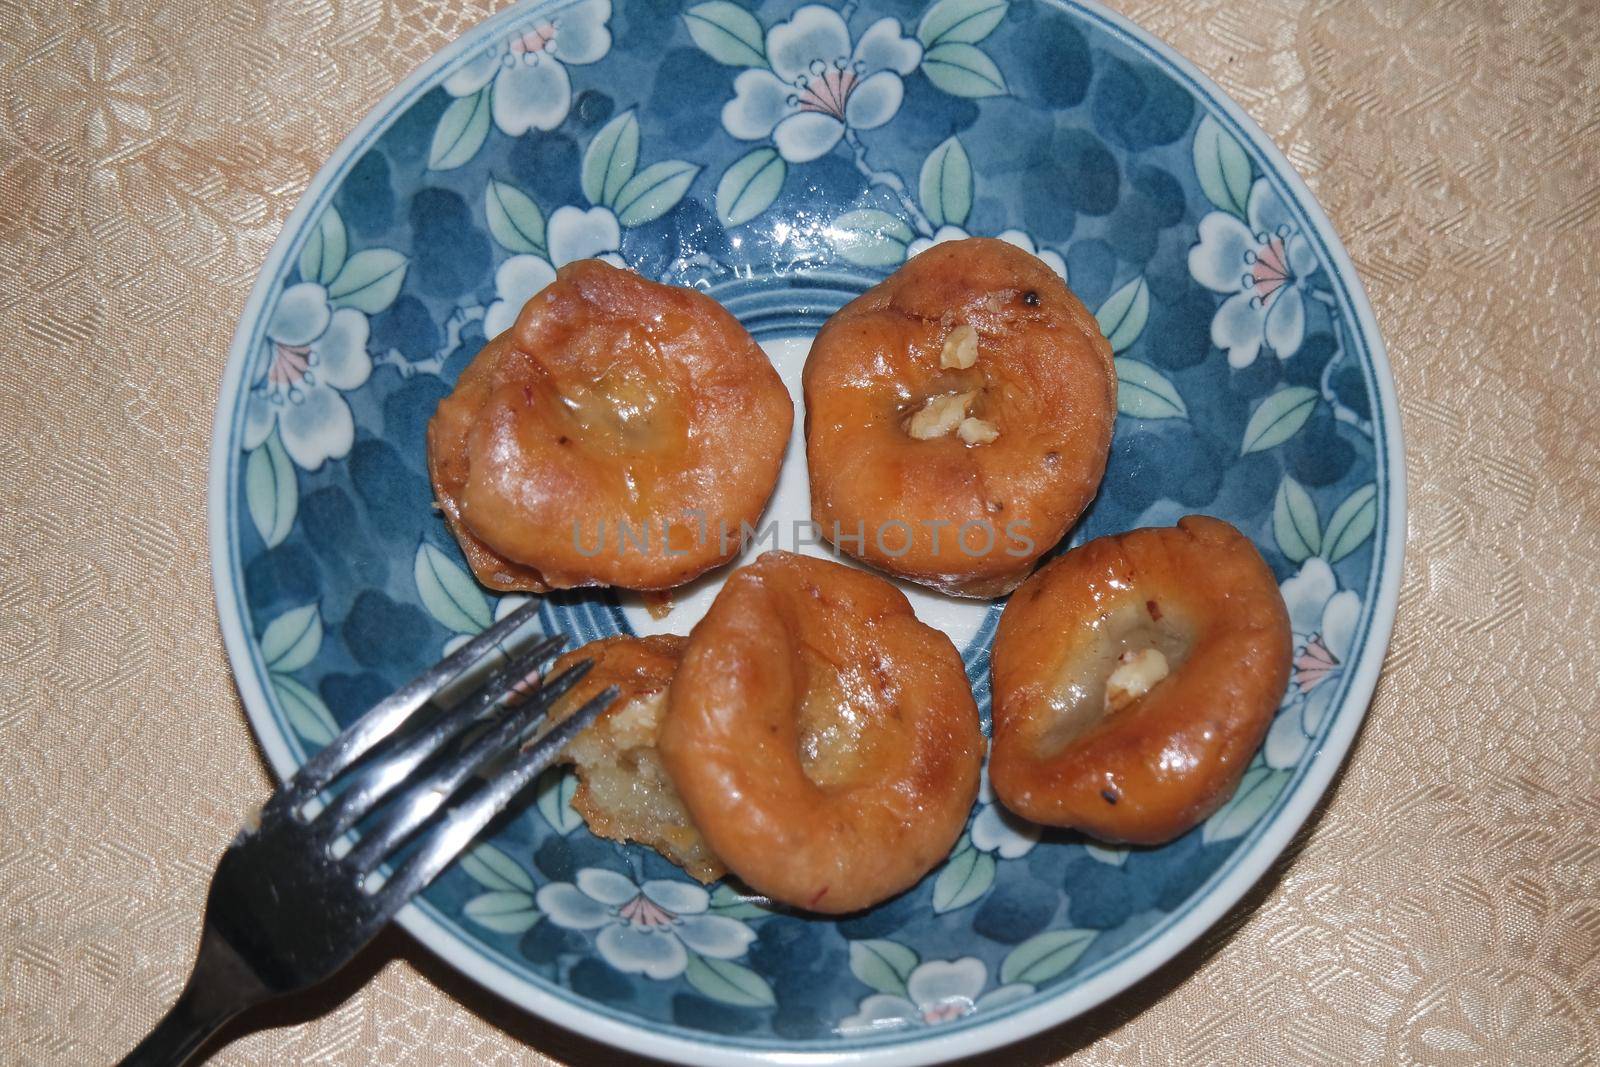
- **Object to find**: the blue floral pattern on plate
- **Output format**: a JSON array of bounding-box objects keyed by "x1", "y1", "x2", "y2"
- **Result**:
[{"x1": 212, "y1": 0, "x2": 1401, "y2": 1061}]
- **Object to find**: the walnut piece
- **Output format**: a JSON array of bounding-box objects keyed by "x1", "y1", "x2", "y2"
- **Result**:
[
  {"x1": 1105, "y1": 648, "x2": 1170, "y2": 713},
  {"x1": 940, "y1": 324, "x2": 979, "y2": 369},
  {"x1": 907, "y1": 391, "x2": 975, "y2": 440},
  {"x1": 957, "y1": 417, "x2": 999, "y2": 445}
]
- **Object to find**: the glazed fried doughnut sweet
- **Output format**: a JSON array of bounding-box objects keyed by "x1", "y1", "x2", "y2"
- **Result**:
[
  {"x1": 658, "y1": 551, "x2": 984, "y2": 913},
  {"x1": 428, "y1": 260, "x2": 791, "y2": 592},
  {"x1": 804, "y1": 237, "x2": 1116, "y2": 597},
  {"x1": 545, "y1": 634, "x2": 725, "y2": 883},
  {"x1": 990, "y1": 516, "x2": 1292, "y2": 845}
]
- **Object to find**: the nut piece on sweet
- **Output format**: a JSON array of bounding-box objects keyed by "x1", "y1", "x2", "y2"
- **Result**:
[
  {"x1": 957, "y1": 416, "x2": 999, "y2": 445},
  {"x1": 940, "y1": 323, "x2": 979, "y2": 369},
  {"x1": 1105, "y1": 648, "x2": 1170, "y2": 713},
  {"x1": 907, "y1": 391, "x2": 975, "y2": 440}
]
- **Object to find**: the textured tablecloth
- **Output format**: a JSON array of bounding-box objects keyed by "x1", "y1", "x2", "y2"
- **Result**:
[{"x1": 2, "y1": 0, "x2": 1596, "y2": 1063}]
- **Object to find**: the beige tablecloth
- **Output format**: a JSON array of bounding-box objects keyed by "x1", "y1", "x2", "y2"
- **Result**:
[{"x1": 2, "y1": 0, "x2": 1596, "y2": 1063}]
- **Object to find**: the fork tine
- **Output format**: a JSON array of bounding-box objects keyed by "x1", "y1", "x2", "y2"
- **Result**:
[
  {"x1": 345, "y1": 659, "x2": 596, "y2": 873},
  {"x1": 284, "y1": 600, "x2": 550, "y2": 800},
  {"x1": 372, "y1": 686, "x2": 619, "y2": 911},
  {"x1": 316, "y1": 636, "x2": 567, "y2": 837}
]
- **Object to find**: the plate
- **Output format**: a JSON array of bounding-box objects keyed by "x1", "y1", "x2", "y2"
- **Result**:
[{"x1": 209, "y1": 1, "x2": 1403, "y2": 1062}]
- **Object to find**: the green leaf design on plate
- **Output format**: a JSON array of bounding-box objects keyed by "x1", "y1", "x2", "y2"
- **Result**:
[
  {"x1": 614, "y1": 160, "x2": 701, "y2": 228},
  {"x1": 932, "y1": 837, "x2": 995, "y2": 912},
  {"x1": 259, "y1": 603, "x2": 322, "y2": 673},
  {"x1": 1084, "y1": 844, "x2": 1128, "y2": 867},
  {"x1": 326, "y1": 249, "x2": 408, "y2": 315},
  {"x1": 683, "y1": 2, "x2": 767, "y2": 67},
  {"x1": 1322, "y1": 483, "x2": 1377, "y2": 563},
  {"x1": 1114, "y1": 358, "x2": 1187, "y2": 420},
  {"x1": 1202, "y1": 765, "x2": 1292, "y2": 844},
  {"x1": 534, "y1": 765, "x2": 583, "y2": 834},
  {"x1": 297, "y1": 206, "x2": 347, "y2": 286},
  {"x1": 1241, "y1": 386, "x2": 1318, "y2": 454},
  {"x1": 414, "y1": 542, "x2": 493, "y2": 634},
  {"x1": 1273, "y1": 475, "x2": 1322, "y2": 563},
  {"x1": 485, "y1": 179, "x2": 546, "y2": 255},
  {"x1": 463, "y1": 891, "x2": 541, "y2": 934},
  {"x1": 1096, "y1": 276, "x2": 1150, "y2": 353},
  {"x1": 245, "y1": 430, "x2": 297, "y2": 549},
  {"x1": 848, "y1": 938, "x2": 918, "y2": 997},
  {"x1": 921, "y1": 42, "x2": 1008, "y2": 98},
  {"x1": 716, "y1": 147, "x2": 785, "y2": 227},
  {"x1": 918, "y1": 0, "x2": 1008, "y2": 47},
  {"x1": 684, "y1": 954, "x2": 776, "y2": 1008},
  {"x1": 428, "y1": 87, "x2": 491, "y2": 171},
  {"x1": 272, "y1": 673, "x2": 337, "y2": 746},
  {"x1": 583, "y1": 110, "x2": 640, "y2": 209},
  {"x1": 460, "y1": 843, "x2": 536, "y2": 892},
  {"x1": 1193, "y1": 115, "x2": 1252, "y2": 219},
  {"x1": 1000, "y1": 928, "x2": 1096, "y2": 984},
  {"x1": 830, "y1": 209, "x2": 914, "y2": 268},
  {"x1": 709, "y1": 883, "x2": 774, "y2": 920},
  {"x1": 919, "y1": 136, "x2": 972, "y2": 229}
]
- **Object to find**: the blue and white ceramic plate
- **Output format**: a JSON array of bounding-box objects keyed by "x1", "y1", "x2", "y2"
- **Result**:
[{"x1": 210, "y1": 1, "x2": 1403, "y2": 1062}]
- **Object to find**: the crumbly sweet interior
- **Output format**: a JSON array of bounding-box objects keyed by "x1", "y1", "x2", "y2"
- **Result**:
[
  {"x1": 564, "y1": 688, "x2": 726, "y2": 883},
  {"x1": 544, "y1": 636, "x2": 725, "y2": 883}
]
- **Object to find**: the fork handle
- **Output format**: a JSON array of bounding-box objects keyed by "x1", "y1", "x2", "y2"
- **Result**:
[
  {"x1": 120, "y1": 928, "x2": 264, "y2": 1067},
  {"x1": 120, "y1": 983, "x2": 240, "y2": 1067}
]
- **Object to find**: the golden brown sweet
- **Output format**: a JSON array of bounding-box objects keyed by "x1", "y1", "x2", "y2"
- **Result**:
[
  {"x1": 658, "y1": 551, "x2": 984, "y2": 913},
  {"x1": 545, "y1": 634, "x2": 725, "y2": 883},
  {"x1": 989, "y1": 516, "x2": 1292, "y2": 845},
  {"x1": 804, "y1": 237, "x2": 1116, "y2": 597},
  {"x1": 428, "y1": 260, "x2": 791, "y2": 592}
]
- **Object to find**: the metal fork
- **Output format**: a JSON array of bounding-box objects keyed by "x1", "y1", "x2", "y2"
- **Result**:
[{"x1": 120, "y1": 602, "x2": 614, "y2": 1066}]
